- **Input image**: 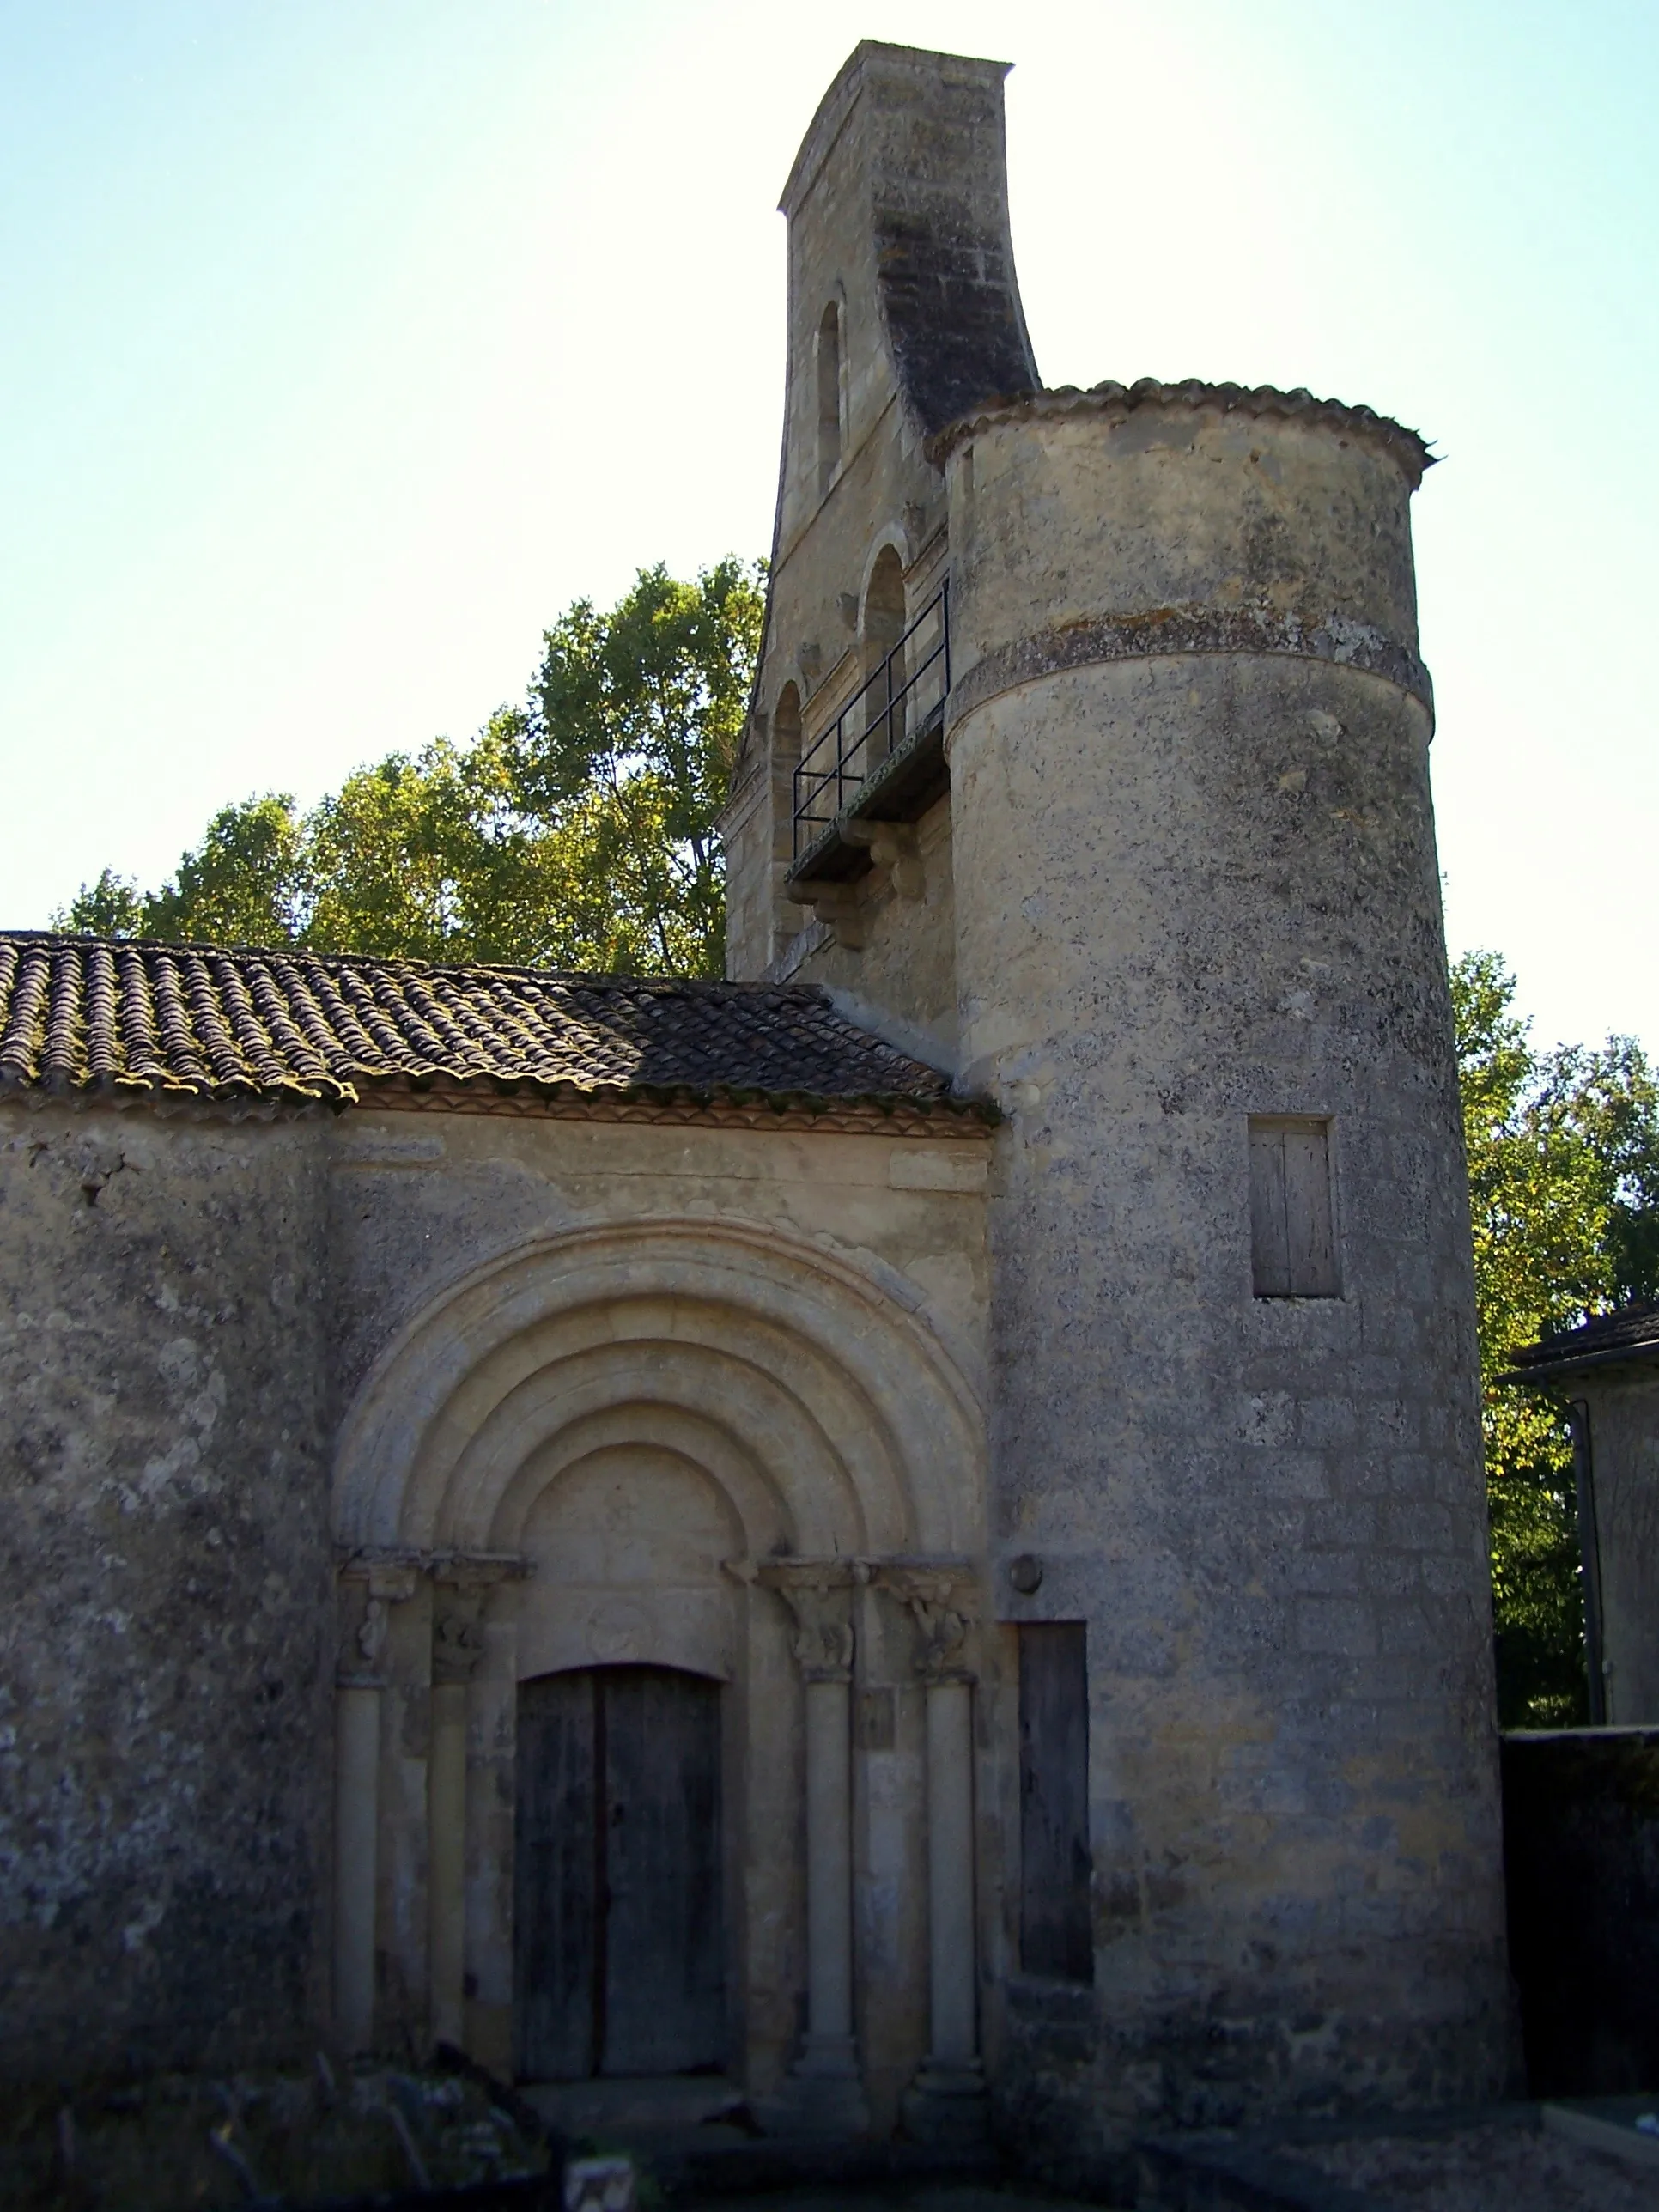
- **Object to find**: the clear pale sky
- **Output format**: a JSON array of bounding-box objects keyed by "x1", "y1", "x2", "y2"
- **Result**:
[{"x1": 2, "y1": 1, "x2": 1654, "y2": 1053}]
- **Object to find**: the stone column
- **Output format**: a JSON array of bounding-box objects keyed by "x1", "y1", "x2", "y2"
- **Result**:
[
  {"x1": 428, "y1": 1576, "x2": 487, "y2": 2053},
  {"x1": 332, "y1": 1559, "x2": 417, "y2": 2052},
  {"x1": 462, "y1": 1575, "x2": 525, "y2": 2080},
  {"x1": 757, "y1": 1562, "x2": 870, "y2": 2136},
  {"x1": 886, "y1": 1569, "x2": 988, "y2": 2146}
]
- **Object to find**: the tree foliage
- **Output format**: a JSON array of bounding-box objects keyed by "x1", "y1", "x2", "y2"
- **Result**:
[
  {"x1": 58, "y1": 560, "x2": 764, "y2": 978},
  {"x1": 1453, "y1": 950, "x2": 1659, "y2": 1726}
]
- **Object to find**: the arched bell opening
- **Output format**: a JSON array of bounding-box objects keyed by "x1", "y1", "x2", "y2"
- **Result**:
[
  {"x1": 772, "y1": 681, "x2": 803, "y2": 860},
  {"x1": 860, "y1": 545, "x2": 907, "y2": 766},
  {"x1": 816, "y1": 300, "x2": 844, "y2": 499}
]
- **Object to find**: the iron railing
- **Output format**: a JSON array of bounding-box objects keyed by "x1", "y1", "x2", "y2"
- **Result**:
[{"x1": 792, "y1": 581, "x2": 949, "y2": 858}]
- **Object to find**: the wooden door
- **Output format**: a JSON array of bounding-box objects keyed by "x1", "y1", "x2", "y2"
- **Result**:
[
  {"x1": 514, "y1": 1666, "x2": 724, "y2": 2081},
  {"x1": 1018, "y1": 1622, "x2": 1093, "y2": 1983}
]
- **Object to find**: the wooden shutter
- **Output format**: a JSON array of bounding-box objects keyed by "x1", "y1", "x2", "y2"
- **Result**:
[
  {"x1": 1018, "y1": 1622, "x2": 1093, "y2": 1983},
  {"x1": 1249, "y1": 1116, "x2": 1339, "y2": 1297}
]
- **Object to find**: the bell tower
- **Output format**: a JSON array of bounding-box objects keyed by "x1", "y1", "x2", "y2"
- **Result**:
[
  {"x1": 727, "y1": 40, "x2": 1514, "y2": 2168},
  {"x1": 720, "y1": 41, "x2": 1035, "y2": 1063}
]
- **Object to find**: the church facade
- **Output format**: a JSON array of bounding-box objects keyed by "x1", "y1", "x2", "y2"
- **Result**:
[{"x1": 0, "y1": 41, "x2": 1512, "y2": 2175}]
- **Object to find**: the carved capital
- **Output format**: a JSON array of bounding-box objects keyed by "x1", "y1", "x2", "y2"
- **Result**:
[
  {"x1": 335, "y1": 1555, "x2": 419, "y2": 1688},
  {"x1": 878, "y1": 1565, "x2": 978, "y2": 1685},
  {"x1": 332, "y1": 1547, "x2": 526, "y2": 1689},
  {"x1": 783, "y1": 1588, "x2": 855, "y2": 1683},
  {"x1": 429, "y1": 1553, "x2": 526, "y2": 1690},
  {"x1": 756, "y1": 1558, "x2": 867, "y2": 1684},
  {"x1": 431, "y1": 1588, "x2": 486, "y2": 1686}
]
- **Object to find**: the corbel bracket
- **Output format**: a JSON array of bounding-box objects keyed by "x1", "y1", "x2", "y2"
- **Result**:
[
  {"x1": 842, "y1": 820, "x2": 924, "y2": 899},
  {"x1": 784, "y1": 882, "x2": 866, "y2": 949}
]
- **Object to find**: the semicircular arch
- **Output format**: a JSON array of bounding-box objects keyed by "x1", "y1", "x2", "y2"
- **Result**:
[
  {"x1": 334, "y1": 1216, "x2": 984, "y2": 1563},
  {"x1": 489, "y1": 1399, "x2": 788, "y2": 1561}
]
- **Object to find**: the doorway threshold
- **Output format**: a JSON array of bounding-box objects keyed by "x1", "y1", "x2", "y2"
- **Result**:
[{"x1": 521, "y1": 2076, "x2": 744, "y2": 2136}]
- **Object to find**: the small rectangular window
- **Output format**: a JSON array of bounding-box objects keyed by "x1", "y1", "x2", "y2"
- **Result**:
[
  {"x1": 1018, "y1": 1622, "x2": 1092, "y2": 1983},
  {"x1": 1249, "y1": 1115, "x2": 1339, "y2": 1297}
]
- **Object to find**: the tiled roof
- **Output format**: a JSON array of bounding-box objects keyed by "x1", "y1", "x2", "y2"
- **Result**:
[
  {"x1": 0, "y1": 932, "x2": 979, "y2": 1124},
  {"x1": 1510, "y1": 1302, "x2": 1659, "y2": 1379}
]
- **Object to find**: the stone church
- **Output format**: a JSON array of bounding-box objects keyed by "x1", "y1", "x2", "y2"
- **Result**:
[{"x1": 0, "y1": 41, "x2": 1512, "y2": 2172}]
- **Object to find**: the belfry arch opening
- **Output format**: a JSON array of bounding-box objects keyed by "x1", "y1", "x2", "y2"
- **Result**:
[
  {"x1": 773, "y1": 683, "x2": 803, "y2": 790},
  {"x1": 816, "y1": 301, "x2": 843, "y2": 497},
  {"x1": 861, "y1": 544, "x2": 907, "y2": 763},
  {"x1": 771, "y1": 684, "x2": 804, "y2": 945}
]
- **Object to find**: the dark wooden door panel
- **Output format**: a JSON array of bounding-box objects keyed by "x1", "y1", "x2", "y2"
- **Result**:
[
  {"x1": 600, "y1": 1668, "x2": 725, "y2": 2075},
  {"x1": 514, "y1": 1666, "x2": 725, "y2": 2081},
  {"x1": 514, "y1": 1670, "x2": 599, "y2": 2081},
  {"x1": 1018, "y1": 1621, "x2": 1093, "y2": 1983}
]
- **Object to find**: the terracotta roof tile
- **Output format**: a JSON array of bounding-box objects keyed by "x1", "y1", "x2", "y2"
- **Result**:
[
  {"x1": 0, "y1": 931, "x2": 977, "y2": 1123},
  {"x1": 927, "y1": 377, "x2": 1435, "y2": 484},
  {"x1": 1510, "y1": 1301, "x2": 1659, "y2": 1378}
]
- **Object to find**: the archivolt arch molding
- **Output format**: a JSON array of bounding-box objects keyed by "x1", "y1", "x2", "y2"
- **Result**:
[
  {"x1": 441, "y1": 1335, "x2": 863, "y2": 1556},
  {"x1": 333, "y1": 1215, "x2": 985, "y2": 1563}
]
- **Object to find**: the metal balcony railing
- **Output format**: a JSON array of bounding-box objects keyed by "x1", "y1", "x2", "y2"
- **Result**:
[{"x1": 792, "y1": 581, "x2": 949, "y2": 860}]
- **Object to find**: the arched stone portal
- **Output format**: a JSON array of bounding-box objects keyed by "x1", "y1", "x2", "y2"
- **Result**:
[{"x1": 330, "y1": 1217, "x2": 988, "y2": 2134}]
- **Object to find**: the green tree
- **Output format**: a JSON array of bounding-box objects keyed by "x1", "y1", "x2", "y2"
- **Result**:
[
  {"x1": 61, "y1": 867, "x2": 146, "y2": 938},
  {"x1": 55, "y1": 559, "x2": 765, "y2": 977},
  {"x1": 61, "y1": 798, "x2": 307, "y2": 947},
  {"x1": 519, "y1": 557, "x2": 763, "y2": 974},
  {"x1": 302, "y1": 733, "x2": 515, "y2": 965},
  {"x1": 1453, "y1": 951, "x2": 1659, "y2": 1726}
]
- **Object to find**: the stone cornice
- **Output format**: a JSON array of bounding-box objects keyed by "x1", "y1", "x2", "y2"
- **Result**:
[
  {"x1": 945, "y1": 604, "x2": 1433, "y2": 732},
  {"x1": 927, "y1": 377, "x2": 1435, "y2": 484},
  {"x1": 354, "y1": 1081, "x2": 996, "y2": 1138}
]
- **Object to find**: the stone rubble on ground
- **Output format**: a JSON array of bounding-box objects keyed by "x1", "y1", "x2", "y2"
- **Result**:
[{"x1": 2, "y1": 2061, "x2": 551, "y2": 2210}]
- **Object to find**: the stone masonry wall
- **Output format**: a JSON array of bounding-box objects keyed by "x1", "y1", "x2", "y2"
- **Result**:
[{"x1": 0, "y1": 1102, "x2": 334, "y2": 2080}]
